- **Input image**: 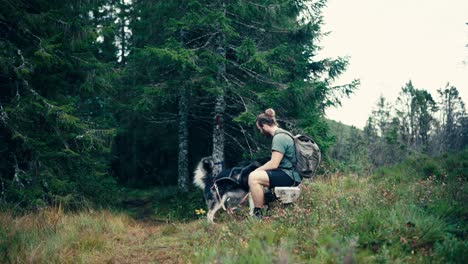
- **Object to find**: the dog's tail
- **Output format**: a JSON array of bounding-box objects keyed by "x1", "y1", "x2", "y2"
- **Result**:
[{"x1": 193, "y1": 157, "x2": 214, "y2": 189}]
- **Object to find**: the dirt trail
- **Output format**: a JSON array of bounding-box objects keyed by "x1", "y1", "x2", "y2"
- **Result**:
[
  {"x1": 106, "y1": 223, "x2": 187, "y2": 263},
  {"x1": 95, "y1": 197, "x2": 197, "y2": 263}
]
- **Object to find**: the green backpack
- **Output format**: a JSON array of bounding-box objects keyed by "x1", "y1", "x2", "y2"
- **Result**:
[{"x1": 277, "y1": 131, "x2": 321, "y2": 179}]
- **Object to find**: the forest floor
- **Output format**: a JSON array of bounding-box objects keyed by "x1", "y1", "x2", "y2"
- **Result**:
[
  {"x1": 1, "y1": 153, "x2": 467, "y2": 263},
  {"x1": 1, "y1": 200, "x2": 200, "y2": 263}
]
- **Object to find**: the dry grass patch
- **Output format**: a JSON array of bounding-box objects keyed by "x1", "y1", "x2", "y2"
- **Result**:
[{"x1": 0, "y1": 208, "x2": 197, "y2": 263}]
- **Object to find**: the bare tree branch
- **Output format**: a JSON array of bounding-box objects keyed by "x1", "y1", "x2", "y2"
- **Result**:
[
  {"x1": 237, "y1": 123, "x2": 254, "y2": 157},
  {"x1": 228, "y1": 60, "x2": 286, "y2": 89},
  {"x1": 239, "y1": 0, "x2": 283, "y2": 9},
  {"x1": 186, "y1": 32, "x2": 218, "y2": 46}
]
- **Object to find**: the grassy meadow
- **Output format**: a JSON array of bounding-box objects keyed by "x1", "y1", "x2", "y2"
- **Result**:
[{"x1": 1, "y1": 151, "x2": 466, "y2": 263}]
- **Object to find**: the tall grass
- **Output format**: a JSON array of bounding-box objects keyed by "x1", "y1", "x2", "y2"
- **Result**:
[
  {"x1": 187, "y1": 151, "x2": 467, "y2": 263},
  {"x1": 0, "y1": 207, "x2": 132, "y2": 263},
  {"x1": 0, "y1": 201, "x2": 206, "y2": 263},
  {"x1": 1, "y1": 151, "x2": 466, "y2": 263}
]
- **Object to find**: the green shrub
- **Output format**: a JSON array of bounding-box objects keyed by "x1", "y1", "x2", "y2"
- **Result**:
[
  {"x1": 434, "y1": 234, "x2": 468, "y2": 263},
  {"x1": 420, "y1": 158, "x2": 441, "y2": 178}
]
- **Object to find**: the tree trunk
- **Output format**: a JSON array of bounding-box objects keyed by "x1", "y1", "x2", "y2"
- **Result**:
[
  {"x1": 177, "y1": 87, "x2": 189, "y2": 190},
  {"x1": 119, "y1": 0, "x2": 127, "y2": 65},
  {"x1": 120, "y1": 13, "x2": 126, "y2": 64},
  {"x1": 212, "y1": 1, "x2": 226, "y2": 176},
  {"x1": 212, "y1": 94, "x2": 225, "y2": 176}
]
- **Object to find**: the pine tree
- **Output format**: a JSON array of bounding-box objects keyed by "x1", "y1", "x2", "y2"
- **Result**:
[
  {"x1": 396, "y1": 81, "x2": 437, "y2": 152},
  {"x1": 365, "y1": 97, "x2": 404, "y2": 167},
  {"x1": 396, "y1": 81, "x2": 416, "y2": 147},
  {"x1": 435, "y1": 83, "x2": 467, "y2": 153},
  {"x1": 0, "y1": 0, "x2": 118, "y2": 206},
  {"x1": 372, "y1": 96, "x2": 392, "y2": 137},
  {"x1": 117, "y1": 0, "x2": 200, "y2": 189}
]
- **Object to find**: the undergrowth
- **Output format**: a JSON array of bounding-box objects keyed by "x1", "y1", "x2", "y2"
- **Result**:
[
  {"x1": 0, "y1": 151, "x2": 466, "y2": 263},
  {"x1": 187, "y1": 150, "x2": 467, "y2": 263}
]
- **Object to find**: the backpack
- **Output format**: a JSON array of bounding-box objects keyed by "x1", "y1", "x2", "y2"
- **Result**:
[{"x1": 277, "y1": 130, "x2": 321, "y2": 179}]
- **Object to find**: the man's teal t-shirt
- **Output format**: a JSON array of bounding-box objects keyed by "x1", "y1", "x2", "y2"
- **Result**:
[{"x1": 272, "y1": 128, "x2": 302, "y2": 183}]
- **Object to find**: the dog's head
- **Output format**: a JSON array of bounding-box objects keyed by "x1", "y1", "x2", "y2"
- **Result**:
[
  {"x1": 201, "y1": 157, "x2": 214, "y2": 173},
  {"x1": 193, "y1": 157, "x2": 214, "y2": 189}
]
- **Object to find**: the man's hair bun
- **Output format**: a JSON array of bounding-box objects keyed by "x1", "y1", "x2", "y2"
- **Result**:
[
  {"x1": 265, "y1": 108, "x2": 275, "y2": 117},
  {"x1": 256, "y1": 108, "x2": 278, "y2": 127}
]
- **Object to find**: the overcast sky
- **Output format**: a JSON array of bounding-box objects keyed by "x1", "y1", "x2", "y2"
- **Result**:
[{"x1": 319, "y1": 0, "x2": 468, "y2": 128}]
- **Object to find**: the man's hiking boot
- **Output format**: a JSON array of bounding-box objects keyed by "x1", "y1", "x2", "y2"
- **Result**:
[
  {"x1": 264, "y1": 189, "x2": 277, "y2": 204},
  {"x1": 253, "y1": 207, "x2": 263, "y2": 220}
]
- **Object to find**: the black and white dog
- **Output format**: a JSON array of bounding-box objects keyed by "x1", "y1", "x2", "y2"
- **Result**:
[{"x1": 193, "y1": 157, "x2": 261, "y2": 222}]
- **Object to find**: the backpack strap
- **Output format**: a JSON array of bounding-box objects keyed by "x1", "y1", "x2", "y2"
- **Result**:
[
  {"x1": 274, "y1": 129, "x2": 297, "y2": 169},
  {"x1": 275, "y1": 129, "x2": 294, "y2": 139}
]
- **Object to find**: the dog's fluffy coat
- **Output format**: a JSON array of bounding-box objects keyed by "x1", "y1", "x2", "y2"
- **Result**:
[{"x1": 193, "y1": 157, "x2": 260, "y2": 222}]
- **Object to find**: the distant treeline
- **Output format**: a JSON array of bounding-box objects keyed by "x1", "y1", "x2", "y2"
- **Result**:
[{"x1": 330, "y1": 81, "x2": 467, "y2": 173}]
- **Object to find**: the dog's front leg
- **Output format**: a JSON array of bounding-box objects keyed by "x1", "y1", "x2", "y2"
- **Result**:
[
  {"x1": 248, "y1": 192, "x2": 254, "y2": 216},
  {"x1": 207, "y1": 195, "x2": 227, "y2": 223}
]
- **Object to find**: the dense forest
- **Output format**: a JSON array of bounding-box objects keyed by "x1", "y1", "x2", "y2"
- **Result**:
[
  {"x1": 0, "y1": 0, "x2": 359, "y2": 207},
  {"x1": 0, "y1": 0, "x2": 466, "y2": 263}
]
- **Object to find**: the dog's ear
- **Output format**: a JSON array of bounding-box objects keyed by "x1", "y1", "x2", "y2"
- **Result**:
[{"x1": 202, "y1": 157, "x2": 214, "y2": 172}]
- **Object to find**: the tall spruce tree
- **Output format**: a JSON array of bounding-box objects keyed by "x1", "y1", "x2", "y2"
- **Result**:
[
  {"x1": 0, "y1": 0, "x2": 118, "y2": 206},
  {"x1": 117, "y1": 0, "x2": 199, "y2": 189}
]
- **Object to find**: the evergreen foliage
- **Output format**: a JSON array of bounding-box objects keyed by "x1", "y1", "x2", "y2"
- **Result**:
[
  {"x1": 112, "y1": 0, "x2": 357, "y2": 187},
  {"x1": 1, "y1": 0, "x2": 463, "y2": 215},
  {"x1": 1, "y1": 0, "x2": 356, "y2": 206},
  {"x1": 0, "y1": 0, "x2": 119, "y2": 207}
]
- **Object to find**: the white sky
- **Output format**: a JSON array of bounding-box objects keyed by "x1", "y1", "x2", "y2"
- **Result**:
[{"x1": 319, "y1": 0, "x2": 468, "y2": 128}]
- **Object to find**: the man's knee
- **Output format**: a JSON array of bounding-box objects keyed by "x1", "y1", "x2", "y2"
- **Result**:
[
  {"x1": 248, "y1": 171, "x2": 261, "y2": 186},
  {"x1": 248, "y1": 170, "x2": 268, "y2": 187},
  {"x1": 248, "y1": 171, "x2": 256, "y2": 186}
]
